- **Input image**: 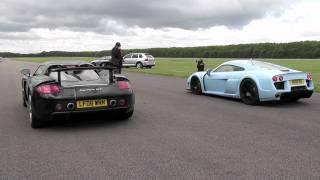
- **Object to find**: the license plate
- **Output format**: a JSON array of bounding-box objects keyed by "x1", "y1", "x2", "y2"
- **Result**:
[
  {"x1": 76, "y1": 99, "x2": 108, "y2": 109},
  {"x1": 289, "y1": 79, "x2": 304, "y2": 86}
]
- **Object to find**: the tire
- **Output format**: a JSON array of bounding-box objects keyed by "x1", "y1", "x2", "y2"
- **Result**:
[
  {"x1": 22, "y1": 92, "x2": 27, "y2": 107},
  {"x1": 136, "y1": 62, "x2": 143, "y2": 69},
  {"x1": 240, "y1": 79, "x2": 260, "y2": 105},
  {"x1": 191, "y1": 78, "x2": 202, "y2": 95},
  {"x1": 22, "y1": 94, "x2": 27, "y2": 107},
  {"x1": 22, "y1": 84, "x2": 27, "y2": 107},
  {"x1": 28, "y1": 95, "x2": 43, "y2": 128}
]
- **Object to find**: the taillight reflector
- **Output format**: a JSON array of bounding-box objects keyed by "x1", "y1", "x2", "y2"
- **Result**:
[
  {"x1": 278, "y1": 75, "x2": 283, "y2": 81},
  {"x1": 272, "y1": 76, "x2": 278, "y2": 82},
  {"x1": 36, "y1": 84, "x2": 61, "y2": 94},
  {"x1": 307, "y1": 74, "x2": 312, "y2": 80},
  {"x1": 117, "y1": 81, "x2": 131, "y2": 90},
  {"x1": 118, "y1": 99, "x2": 126, "y2": 106},
  {"x1": 273, "y1": 75, "x2": 284, "y2": 82}
]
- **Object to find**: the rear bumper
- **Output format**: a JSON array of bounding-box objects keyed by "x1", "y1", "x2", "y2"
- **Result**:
[
  {"x1": 32, "y1": 93, "x2": 135, "y2": 121},
  {"x1": 259, "y1": 88, "x2": 313, "y2": 101},
  {"x1": 51, "y1": 106, "x2": 133, "y2": 120},
  {"x1": 280, "y1": 90, "x2": 313, "y2": 100},
  {"x1": 142, "y1": 61, "x2": 155, "y2": 66}
]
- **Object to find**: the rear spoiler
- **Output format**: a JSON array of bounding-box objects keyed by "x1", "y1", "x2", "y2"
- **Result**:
[{"x1": 50, "y1": 66, "x2": 117, "y2": 85}]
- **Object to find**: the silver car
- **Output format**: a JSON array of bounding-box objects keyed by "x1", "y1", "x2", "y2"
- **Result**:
[
  {"x1": 123, "y1": 53, "x2": 156, "y2": 68},
  {"x1": 91, "y1": 56, "x2": 112, "y2": 66}
]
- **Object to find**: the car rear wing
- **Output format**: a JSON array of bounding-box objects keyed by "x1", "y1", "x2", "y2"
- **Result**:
[{"x1": 50, "y1": 66, "x2": 117, "y2": 85}]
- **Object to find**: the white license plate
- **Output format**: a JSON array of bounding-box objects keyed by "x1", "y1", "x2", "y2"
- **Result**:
[{"x1": 289, "y1": 79, "x2": 304, "y2": 86}]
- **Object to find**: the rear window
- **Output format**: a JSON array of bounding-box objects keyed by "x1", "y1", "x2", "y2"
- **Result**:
[
  {"x1": 253, "y1": 61, "x2": 288, "y2": 70},
  {"x1": 49, "y1": 70, "x2": 100, "y2": 82},
  {"x1": 146, "y1": 55, "x2": 154, "y2": 58}
]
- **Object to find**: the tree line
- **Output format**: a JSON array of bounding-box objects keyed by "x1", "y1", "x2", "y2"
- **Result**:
[{"x1": 1, "y1": 41, "x2": 320, "y2": 59}]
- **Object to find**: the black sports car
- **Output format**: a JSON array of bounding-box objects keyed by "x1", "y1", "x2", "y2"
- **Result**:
[{"x1": 21, "y1": 61, "x2": 135, "y2": 128}]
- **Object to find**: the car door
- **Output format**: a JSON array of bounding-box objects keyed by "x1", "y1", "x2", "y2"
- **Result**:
[
  {"x1": 131, "y1": 53, "x2": 139, "y2": 66},
  {"x1": 138, "y1": 54, "x2": 143, "y2": 63},
  {"x1": 204, "y1": 65, "x2": 244, "y2": 94},
  {"x1": 123, "y1": 54, "x2": 132, "y2": 66}
]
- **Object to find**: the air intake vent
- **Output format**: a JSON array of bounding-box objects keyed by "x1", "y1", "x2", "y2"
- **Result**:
[{"x1": 274, "y1": 82, "x2": 284, "y2": 90}]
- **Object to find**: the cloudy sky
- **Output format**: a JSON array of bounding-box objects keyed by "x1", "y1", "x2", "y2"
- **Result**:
[{"x1": 0, "y1": 0, "x2": 319, "y2": 53}]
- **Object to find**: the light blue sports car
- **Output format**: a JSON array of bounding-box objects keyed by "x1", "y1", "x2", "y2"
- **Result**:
[{"x1": 186, "y1": 60, "x2": 314, "y2": 105}]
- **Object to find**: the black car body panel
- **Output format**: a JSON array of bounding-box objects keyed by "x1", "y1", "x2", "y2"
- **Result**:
[{"x1": 21, "y1": 61, "x2": 134, "y2": 128}]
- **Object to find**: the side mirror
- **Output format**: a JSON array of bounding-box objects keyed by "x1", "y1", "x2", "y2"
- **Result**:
[
  {"x1": 206, "y1": 69, "x2": 212, "y2": 76},
  {"x1": 21, "y1": 69, "x2": 31, "y2": 76}
]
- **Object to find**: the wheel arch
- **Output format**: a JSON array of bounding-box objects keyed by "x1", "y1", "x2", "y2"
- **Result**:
[
  {"x1": 238, "y1": 75, "x2": 261, "y2": 96},
  {"x1": 190, "y1": 75, "x2": 204, "y2": 92}
]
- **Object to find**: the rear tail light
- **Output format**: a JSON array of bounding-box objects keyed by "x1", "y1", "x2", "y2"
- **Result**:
[
  {"x1": 272, "y1": 76, "x2": 278, "y2": 82},
  {"x1": 144, "y1": 59, "x2": 148, "y2": 61},
  {"x1": 278, "y1": 75, "x2": 283, "y2": 81},
  {"x1": 272, "y1": 75, "x2": 284, "y2": 82},
  {"x1": 117, "y1": 81, "x2": 131, "y2": 90},
  {"x1": 307, "y1": 73, "x2": 312, "y2": 80},
  {"x1": 36, "y1": 84, "x2": 61, "y2": 94}
]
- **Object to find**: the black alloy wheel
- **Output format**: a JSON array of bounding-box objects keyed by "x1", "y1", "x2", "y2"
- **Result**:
[
  {"x1": 240, "y1": 79, "x2": 259, "y2": 105},
  {"x1": 191, "y1": 78, "x2": 202, "y2": 95},
  {"x1": 28, "y1": 95, "x2": 43, "y2": 128}
]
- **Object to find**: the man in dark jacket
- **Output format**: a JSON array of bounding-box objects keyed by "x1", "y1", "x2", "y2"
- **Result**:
[
  {"x1": 111, "y1": 42, "x2": 123, "y2": 74},
  {"x1": 196, "y1": 59, "x2": 205, "y2": 71}
]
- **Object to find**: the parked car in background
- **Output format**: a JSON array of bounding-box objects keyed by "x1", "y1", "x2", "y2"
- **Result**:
[
  {"x1": 186, "y1": 60, "x2": 314, "y2": 105},
  {"x1": 123, "y1": 53, "x2": 156, "y2": 68},
  {"x1": 91, "y1": 56, "x2": 112, "y2": 66}
]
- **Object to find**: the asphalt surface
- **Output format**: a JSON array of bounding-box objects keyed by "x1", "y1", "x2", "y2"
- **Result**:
[{"x1": 1, "y1": 59, "x2": 320, "y2": 179}]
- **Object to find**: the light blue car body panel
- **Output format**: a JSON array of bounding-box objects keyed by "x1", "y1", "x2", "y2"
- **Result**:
[{"x1": 186, "y1": 60, "x2": 314, "y2": 102}]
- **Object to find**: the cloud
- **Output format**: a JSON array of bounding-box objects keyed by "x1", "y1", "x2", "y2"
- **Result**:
[
  {"x1": 0, "y1": 0, "x2": 295, "y2": 34},
  {"x1": 1, "y1": 0, "x2": 319, "y2": 53}
]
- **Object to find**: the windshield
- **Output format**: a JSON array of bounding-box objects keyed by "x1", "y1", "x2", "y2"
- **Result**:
[
  {"x1": 253, "y1": 61, "x2": 288, "y2": 70},
  {"x1": 49, "y1": 70, "x2": 100, "y2": 82}
]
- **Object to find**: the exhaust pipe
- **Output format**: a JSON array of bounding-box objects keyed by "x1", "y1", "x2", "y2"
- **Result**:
[
  {"x1": 109, "y1": 99, "x2": 117, "y2": 107},
  {"x1": 67, "y1": 103, "x2": 75, "y2": 110}
]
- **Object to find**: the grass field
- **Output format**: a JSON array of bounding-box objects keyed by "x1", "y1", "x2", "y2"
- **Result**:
[{"x1": 13, "y1": 57, "x2": 320, "y2": 92}]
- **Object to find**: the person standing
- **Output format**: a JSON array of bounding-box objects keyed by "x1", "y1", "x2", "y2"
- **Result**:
[
  {"x1": 111, "y1": 42, "x2": 123, "y2": 74},
  {"x1": 196, "y1": 59, "x2": 205, "y2": 71}
]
